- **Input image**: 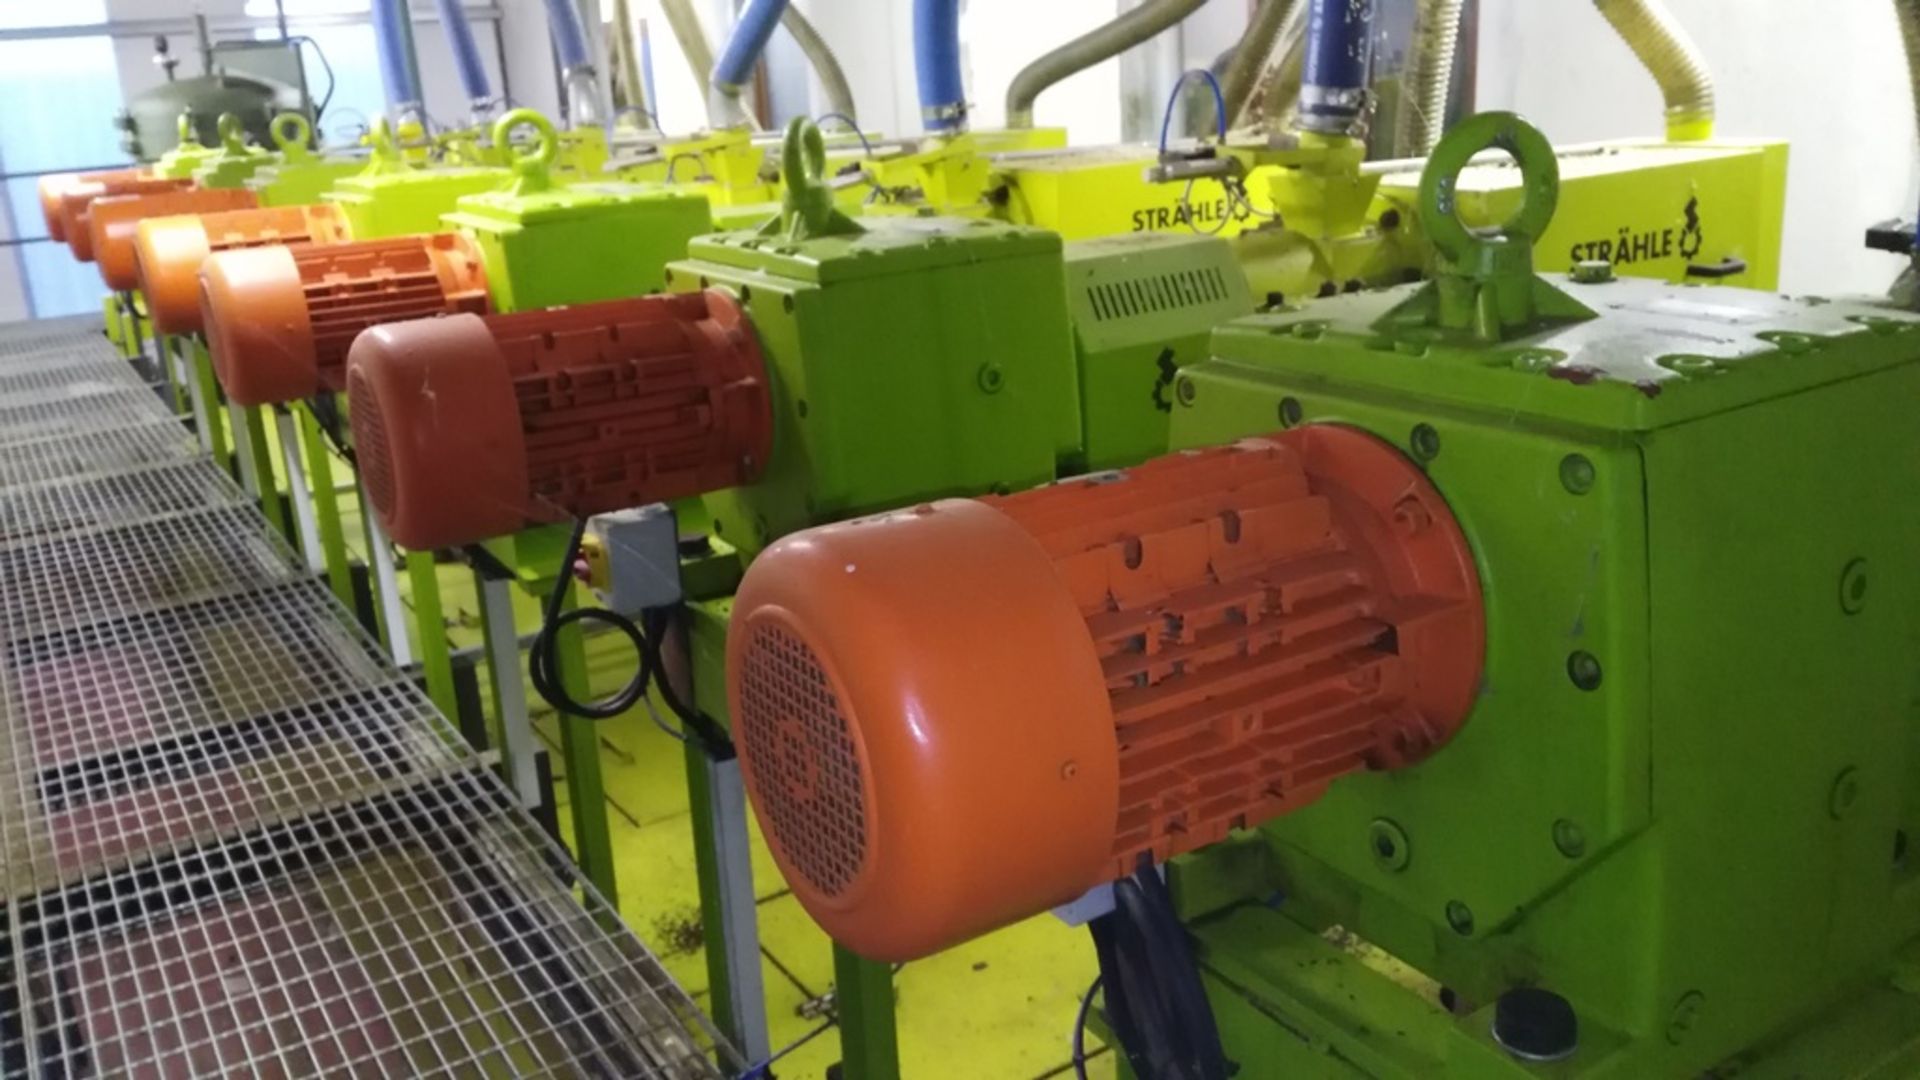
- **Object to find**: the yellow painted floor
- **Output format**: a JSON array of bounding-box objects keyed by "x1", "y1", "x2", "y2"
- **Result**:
[{"x1": 283, "y1": 430, "x2": 1121, "y2": 1079}]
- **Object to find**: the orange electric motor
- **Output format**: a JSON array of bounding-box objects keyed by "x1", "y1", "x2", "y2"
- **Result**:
[
  {"x1": 346, "y1": 290, "x2": 773, "y2": 551},
  {"x1": 38, "y1": 168, "x2": 145, "y2": 242},
  {"x1": 727, "y1": 426, "x2": 1486, "y2": 962},
  {"x1": 199, "y1": 232, "x2": 489, "y2": 407},
  {"x1": 137, "y1": 203, "x2": 352, "y2": 335},
  {"x1": 91, "y1": 187, "x2": 259, "y2": 292},
  {"x1": 58, "y1": 176, "x2": 193, "y2": 262}
]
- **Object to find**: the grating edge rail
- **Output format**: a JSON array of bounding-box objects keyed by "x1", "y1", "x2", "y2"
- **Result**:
[{"x1": 0, "y1": 315, "x2": 736, "y2": 1078}]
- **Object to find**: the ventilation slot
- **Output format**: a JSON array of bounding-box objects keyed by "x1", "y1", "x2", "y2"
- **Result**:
[{"x1": 1087, "y1": 267, "x2": 1232, "y2": 322}]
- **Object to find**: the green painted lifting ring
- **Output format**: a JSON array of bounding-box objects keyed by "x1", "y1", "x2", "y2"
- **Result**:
[
  {"x1": 1420, "y1": 111, "x2": 1559, "y2": 262},
  {"x1": 493, "y1": 107, "x2": 560, "y2": 180},
  {"x1": 782, "y1": 115, "x2": 832, "y2": 229},
  {"x1": 176, "y1": 110, "x2": 201, "y2": 147},
  {"x1": 216, "y1": 113, "x2": 248, "y2": 154},
  {"x1": 270, "y1": 112, "x2": 313, "y2": 155}
]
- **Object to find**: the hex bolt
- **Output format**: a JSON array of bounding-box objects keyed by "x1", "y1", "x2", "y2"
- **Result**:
[
  {"x1": 1176, "y1": 377, "x2": 1197, "y2": 406},
  {"x1": 1446, "y1": 900, "x2": 1474, "y2": 935},
  {"x1": 1567, "y1": 651, "x2": 1603, "y2": 691},
  {"x1": 1559, "y1": 454, "x2": 1595, "y2": 495},
  {"x1": 1829, "y1": 767, "x2": 1860, "y2": 820},
  {"x1": 1410, "y1": 423, "x2": 1441, "y2": 463},
  {"x1": 1279, "y1": 397, "x2": 1304, "y2": 427},
  {"x1": 1665, "y1": 991, "x2": 1705, "y2": 1045},
  {"x1": 1839, "y1": 558, "x2": 1868, "y2": 615},
  {"x1": 1570, "y1": 259, "x2": 1614, "y2": 284},
  {"x1": 1369, "y1": 818, "x2": 1412, "y2": 872},
  {"x1": 1553, "y1": 819, "x2": 1587, "y2": 858}
]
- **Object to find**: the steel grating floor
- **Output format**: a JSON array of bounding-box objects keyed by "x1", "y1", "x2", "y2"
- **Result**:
[{"x1": 0, "y1": 318, "x2": 734, "y2": 1078}]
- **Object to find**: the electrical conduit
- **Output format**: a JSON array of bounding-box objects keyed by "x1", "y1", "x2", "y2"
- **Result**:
[
  {"x1": 915, "y1": 0, "x2": 967, "y2": 131},
  {"x1": 711, "y1": 0, "x2": 789, "y2": 128},
  {"x1": 371, "y1": 0, "x2": 424, "y2": 122},
  {"x1": 434, "y1": 0, "x2": 496, "y2": 122},
  {"x1": 1593, "y1": 0, "x2": 1715, "y2": 141},
  {"x1": 1004, "y1": 0, "x2": 1208, "y2": 130}
]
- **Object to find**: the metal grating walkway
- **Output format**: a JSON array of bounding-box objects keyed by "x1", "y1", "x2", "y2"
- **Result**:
[{"x1": 0, "y1": 318, "x2": 734, "y2": 1078}]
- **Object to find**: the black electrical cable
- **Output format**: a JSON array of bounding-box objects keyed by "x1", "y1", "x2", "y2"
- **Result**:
[
  {"x1": 522, "y1": 520, "x2": 739, "y2": 763},
  {"x1": 1071, "y1": 972, "x2": 1102, "y2": 1080},
  {"x1": 527, "y1": 518, "x2": 653, "y2": 720},
  {"x1": 1087, "y1": 858, "x2": 1233, "y2": 1080}
]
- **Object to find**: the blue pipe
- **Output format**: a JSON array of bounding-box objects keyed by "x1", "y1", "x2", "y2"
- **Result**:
[
  {"x1": 914, "y1": 0, "x2": 966, "y2": 131},
  {"x1": 371, "y1": 0, "x2": 423, "y2": 111},
  {"x1": 542, "y1": 0, "x2": 593, "y2": 70},
  {"x1": 435, "y1": 0, "x2": 492, "y2": 105},
  {"x1": 1298, "y1": 0, "x2": 1375, "y2": 134},
  {"x1": 713, "y1": 0, "x2": 790, "y2": 91}
]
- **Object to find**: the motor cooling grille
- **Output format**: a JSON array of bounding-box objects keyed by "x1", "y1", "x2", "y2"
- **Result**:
[{"x1": 734, "y1": 618, "x2": 870, "y2": 900}]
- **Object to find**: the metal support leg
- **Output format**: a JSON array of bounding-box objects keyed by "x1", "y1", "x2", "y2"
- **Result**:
[
  {"x1": 407, "y1": 549, "x2": 459, "y2": 719},
  {"x1": 274, "y1": 410, "x2": 325, "y2": 573},
  {"x1": 189, "y1": 341, "x2": 231, "y2": 467},
  {"x1": 228, "y1": 400, "x2": 292, "y2": 539},
  {"x1": 552, "y1": 584, "x2": 618, "y2": 905},
  {"x1": 295, "y1": 404, "x2": 356, "y2": 608},
  {"x1": 362, "y1": 499, "x2": 414, "y2": 668},
  {"x1": 477, "y1": 572, "x2": 540, "y2": 809},
  {"x1": 687, "y1": 743, "x2": 772, "y2": 1062},
  {"x1": 833, "y1": 945, "x2": 901, "y2": 1080}
]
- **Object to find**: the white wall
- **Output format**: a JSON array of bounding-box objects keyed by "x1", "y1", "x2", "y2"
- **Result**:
[{"x1": 1479, "y1": 0, "x2": 1919, "y2": 296}]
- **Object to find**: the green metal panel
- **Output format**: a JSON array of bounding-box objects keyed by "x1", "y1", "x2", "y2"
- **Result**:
[
  {"x1": 323, "y1": 166, "x2": 508, "y2": 239},
  {"x1": 249, "y1": 157, "x2": 366, "y2": 207},
  {"x1": 668, "y1": 216, "x2": 1083, "y2": 557},
  {"x1": 1062, "y1": 232, "x2": 1254, "y2": 470},
  {"x1": 445, "y1": 180, "x2": 713, "y2": 312},
  {"x1": 1166, "y1": 277, "x2": 1920, "y2": 1074}
]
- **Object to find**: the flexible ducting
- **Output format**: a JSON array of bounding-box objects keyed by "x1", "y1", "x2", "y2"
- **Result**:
[
  {"x1": 782, "y1": 5, "x2": 858, "y2": 121},
  {"x1": 1393, "y1": 0, "x2": 1463, "y2": 156},
  {"x1": 1220, "y1": 0, "x2": 1297, "y2": 129},
  {"x1": 1593, "y1": 0, "x2": 1715, "y2": 141},
  {"x1": 1005, "y1": 0, "x2": 1208, "y2": 129}
]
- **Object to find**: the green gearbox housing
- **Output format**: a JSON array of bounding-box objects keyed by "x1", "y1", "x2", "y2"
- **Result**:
[
  {"x1": 447, "y1": 176, "x2": 712, "y2": 313},
  {"x1": 665, "y1": 220, "x2": 1258, "y2": 558},
  {"x1": 666, "y1": 214, "x2": 1085, "y2": 557},
  {"x1": 1165, "y1": 247, "x2": 1920, "y2": 1076}
]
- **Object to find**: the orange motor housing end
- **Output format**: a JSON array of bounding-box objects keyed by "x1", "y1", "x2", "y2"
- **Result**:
[
  {"x1": 39, "y1": 169, "x2": 144, "y2": 242},
  {"x1": 138, "y1": 203, "x2": 352, "y2": 335},
  {"x1": 91, "y1": 188, "x2": 259, "y2": 291},
  {"x1": 346, "y1": 290, "x2": 773, "y2": 551},
  {"x1": 59, "y1": 177, "x2": 193, "y2": 262},
  {"x1": 199, "y1": 232, "x2": 489, "y2": 407},
  {"x1": 728, "y1": 427, "x2": 1485, "y2": 962}
]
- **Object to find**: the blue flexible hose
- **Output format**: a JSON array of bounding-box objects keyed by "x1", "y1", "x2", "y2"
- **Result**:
[
  {"x1": 542, "y1": 0, "x2": 593, "y2": 70},
  {"x1": 713, "y1": 0, "x2": 790, "y2": 90},
  {"x1": 435, "y1": 0, "x2": 492, "y2": 104},
  {"x1": 914, "y1": 0, "x2": 966, "y2": 131},
  {"x1": 371, "y1": 0, "x2": 423, "y2": 110}
]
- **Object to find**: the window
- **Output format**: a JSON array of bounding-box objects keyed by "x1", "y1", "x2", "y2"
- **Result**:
[{"x1": 0, "y1": 1, "x2": 128, "y2": 318}]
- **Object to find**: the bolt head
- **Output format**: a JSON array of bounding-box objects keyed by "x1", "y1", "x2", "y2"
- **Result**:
[
  {"x1": 1559, "y1": 454, "x2": 1595, "y2": 495},
  {"x1": 1570, "y1": 259, "x2": 1615, "y2": 284}
]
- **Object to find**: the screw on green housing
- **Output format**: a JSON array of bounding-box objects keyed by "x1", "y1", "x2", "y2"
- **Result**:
[
  {"x1": 1378, "y1": 111, "x2": 1594, "y2": 342},
  {"x1": 761, "y1": 117, "x2": 863, "y2": 243}
]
